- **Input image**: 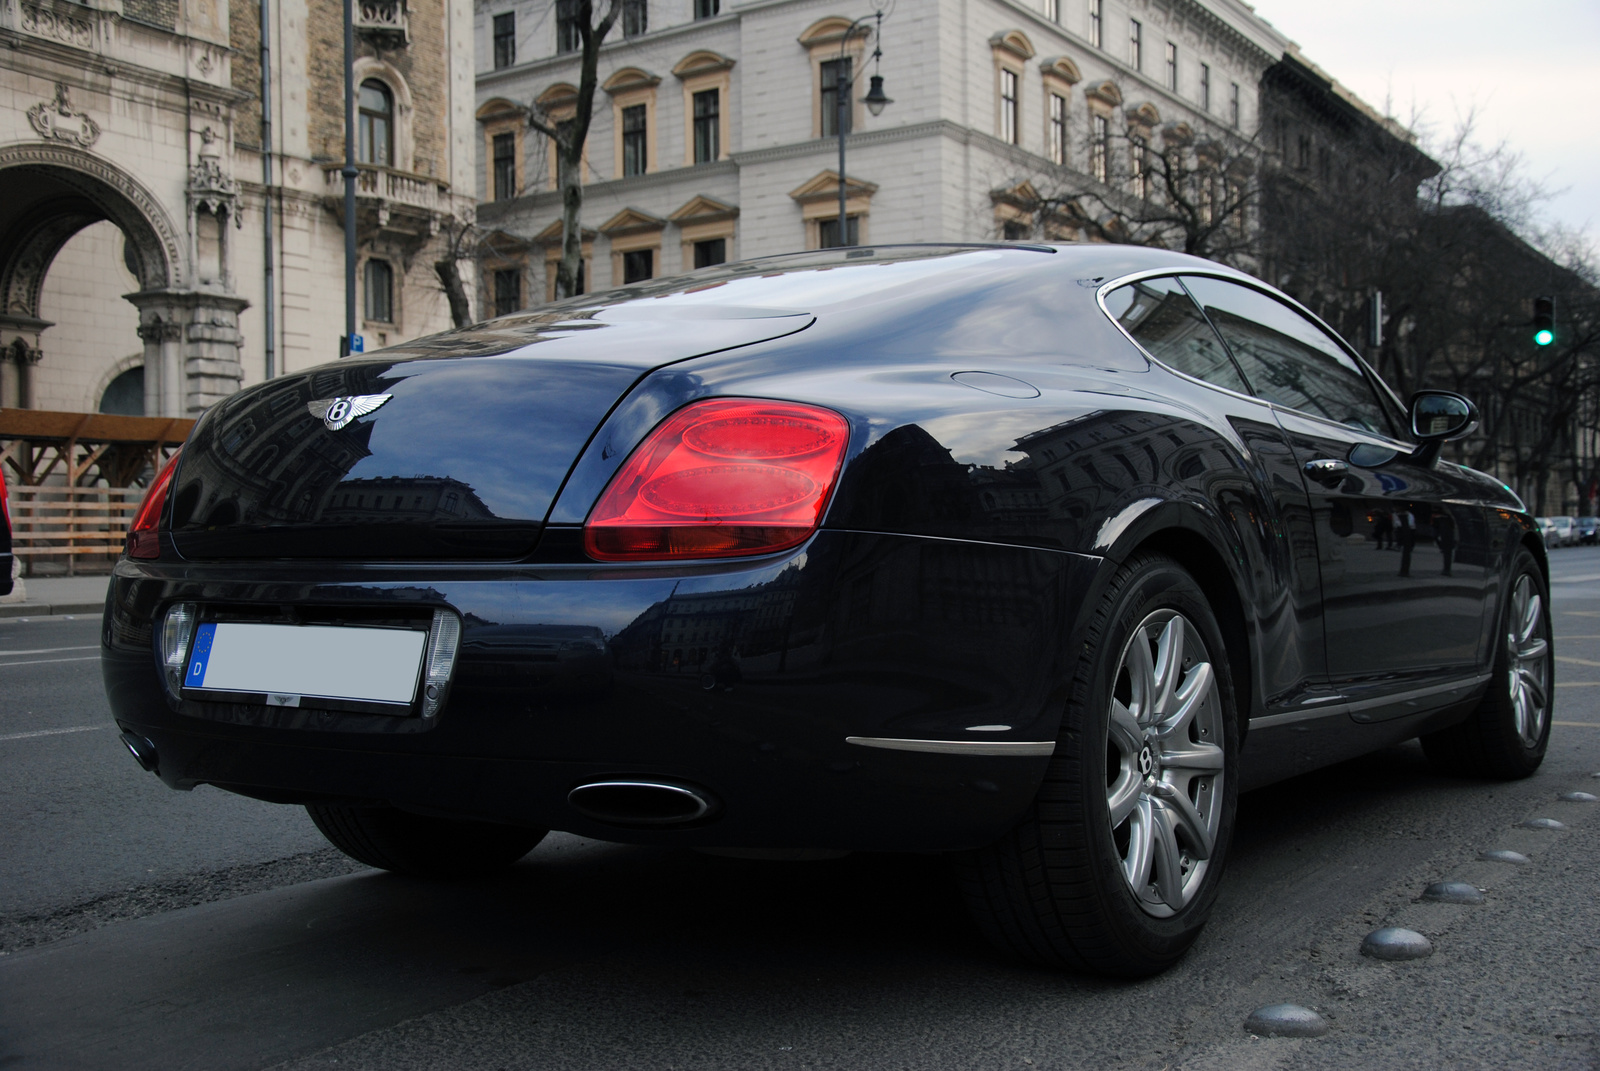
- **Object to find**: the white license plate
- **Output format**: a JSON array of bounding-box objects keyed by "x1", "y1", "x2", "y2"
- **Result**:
[{"x1": 184, "y1": 622, "x2": 427, "y2": 707}]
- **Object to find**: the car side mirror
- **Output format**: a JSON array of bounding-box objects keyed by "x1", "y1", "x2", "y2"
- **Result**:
[{"x1": 1408, "y1": 390, "x2": 1478, "y2": 466}]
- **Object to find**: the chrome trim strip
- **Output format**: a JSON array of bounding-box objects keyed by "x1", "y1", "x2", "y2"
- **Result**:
[
  {"x1": 1344, "y1": 673, "x2": 1492, "y2": 714},
  {"x1": 845, "y1": 736, "x2": 1057, "y2": 756},
  {"x1": 1249, "y1": 705, "x2": 1351, "y2": 729}
]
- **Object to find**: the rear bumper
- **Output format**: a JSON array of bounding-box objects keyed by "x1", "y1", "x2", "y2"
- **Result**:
[{"x1": 102, "y1": 529, "x2": 1102, "y2": 851}]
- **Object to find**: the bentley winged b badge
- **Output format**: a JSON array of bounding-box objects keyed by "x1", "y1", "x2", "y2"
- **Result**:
[{"x1": 308, "y1": 394, "x2": 392, "y2": 431}]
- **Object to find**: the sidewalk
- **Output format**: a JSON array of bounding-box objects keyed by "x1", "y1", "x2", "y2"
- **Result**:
[{"x1": 0, "y1": 573, "x2": 111, "y2": 618}]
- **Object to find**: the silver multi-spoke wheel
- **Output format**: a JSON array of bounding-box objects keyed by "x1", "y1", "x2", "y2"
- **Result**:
[
  {"x1": 1506, "y1": 573, "x2": 1551, "y2": 748},
  {"x1": 1106, "y1": 609, "x2": 1225, "y2": 917}
]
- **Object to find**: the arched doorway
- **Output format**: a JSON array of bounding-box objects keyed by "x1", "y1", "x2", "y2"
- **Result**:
[{"x1": 0, "y1": 142, "x2": 243, "y2": 417}]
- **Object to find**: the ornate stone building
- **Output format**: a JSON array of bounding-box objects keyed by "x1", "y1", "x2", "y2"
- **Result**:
[
  {"x1": 472, "y1": 0, "x2": 1291, "y2": 309},
  {"x1": 0, "y1": 0, "x2": 477, "y2": 418}
]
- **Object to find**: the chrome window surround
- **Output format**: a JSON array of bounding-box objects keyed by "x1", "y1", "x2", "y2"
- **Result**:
[{"x1": 1094, "y1": 266, "x2": 1409, "y2": 445}]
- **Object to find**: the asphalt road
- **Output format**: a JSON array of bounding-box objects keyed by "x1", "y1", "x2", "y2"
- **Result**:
[{"x1": 3, "y1": 552, "x2": 1600, "y2": 1070}]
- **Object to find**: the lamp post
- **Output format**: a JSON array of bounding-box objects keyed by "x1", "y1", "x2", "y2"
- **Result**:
[
  {"x1": 834, "y1": 11, "x2": 891, "y2": 247},
  {"x1": 340, "y1": 0, "x2": 357, "y2": 356}
]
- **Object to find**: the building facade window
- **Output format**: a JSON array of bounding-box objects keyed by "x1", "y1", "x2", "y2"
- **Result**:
[
  {"x1": 1130, "y1": 136, "x2": 1150, "y2": 199},
  {"x1": 357, "y1": 80, "x2": 393, "y2": 166},
  {"x1": 492, "y1": 12, "x2": 514, "y2": 69},
  {"x1": 1043, "y1": 0, "x2": 1059, "y2": 20},
  {"x1": 1049, "y1": 92, "x2": 1067, "y2": 164},
  {"x1": 817, "y1": 215, "x2": 860, "y2": 248},
  {"x1": 364, "y1": 259, "x2": 393, "y2": 322},
  {"x1": 1128, "y1": 20, "x2": 1141, "y2": 70},
  {"x1": 1229, "y1": 82, "x2": 1240, "y2": 127},
  {"x1": 1092, "y1": 113, "x2": 1109, "y2": 183},
  {"x1": 1200, "y1": 63, "x2": 1211, "y2": 111},
  {"x1": 1000, "y1": 68, "x2": 1019, "y2": 144},
  {"x1": 693, "y1": 238, "x2": 726, "y2": 267},
  {"x1": 1165, "y1": 41, "x2": 1177, "y2": 91},
  {"x1": 1089, "y1": 0, "x2": 1101, "y2": 48},
  {"x1": 622, "y1": 248, "x2": 653, "y2": 283},
  {"x1": 493, "y1": 268, "x2": 521, "y2": 316},
  {"x1": 1002, "y1": 219, "x2": 1029, "y2": 240},
  {"x1": 1296, "y1": 132, "x2": 1312, "y2": 170},
  {"x1": 492, "y1": 132, "x2": 515, "y2": 200},
  {"x1": 556, "y1": 0, "x2": 579, "y2": 53},
  {"x1": 694, "y1": 0, "x2": 718, "y2": 16},
  {"x1": 621, "y1": 0, "x2": 647, "y2": 37},
  {"x1": 621, "y1": 103, "x2": 647, "y2": 175},
  {"x1": 820, "y1": 58, "x2": 852, "y2": 137},
  {"x1": 693, "y1": 88, "x2": 719, "y2": 163}
]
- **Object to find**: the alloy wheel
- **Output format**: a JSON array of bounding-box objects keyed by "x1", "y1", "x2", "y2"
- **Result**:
[
  {"x1": 1507, "y1": 573, "x2": 1551, "y2": 748},
  {"x1": 1105, "y1": 609, "x2": 1226, "y2": 917}
]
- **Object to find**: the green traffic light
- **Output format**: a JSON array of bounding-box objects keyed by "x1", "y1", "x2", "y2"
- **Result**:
[{"x1": 1535, "y1": 328, "x2": 1555, "y2": 346}]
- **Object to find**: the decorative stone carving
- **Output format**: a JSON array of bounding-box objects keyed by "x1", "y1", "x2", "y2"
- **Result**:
[
  {"x1": 20, "y1": 4, "x2": 94, "y2": 49},
  {"x1": 5, "y1": 337, "x2": 43, "y2": 366},
  {"x1": 355, "y1": 0, "x2": 408, "y2": 48},
  {"x1": 137, "y1": 316, "x2": 184, "y2": 343},
  {"x1": 189, "y1": 128, "x2": 242, "y2": 225},
  {"x1": 27, "y1": 84, "x2": 102, "y2": 148}
]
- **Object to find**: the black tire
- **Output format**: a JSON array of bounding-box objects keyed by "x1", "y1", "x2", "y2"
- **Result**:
[
  {"x1": 955, "y1": 553, "x2": 1240, "y2": 977},
  {"x1": 1422, "y1": 546, "x2": 1552, "y2": 779},
  {"x1": 306, "y1": 802, "x2": 547, "y2": 877}
]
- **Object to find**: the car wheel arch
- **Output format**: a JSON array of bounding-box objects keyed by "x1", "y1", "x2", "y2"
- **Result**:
[{"x1": 1087, "y1": 500, "x2": 1258, "y2": 732}]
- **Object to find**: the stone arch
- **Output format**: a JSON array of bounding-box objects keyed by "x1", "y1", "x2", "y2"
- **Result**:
[
  {"x1": 90, "y1": 350, "x2": 145, "y2": 414},
  {"x1": 989, "y1": 29, "x2": 1036, "y2": 61},
  {"x1": 0, "y1": 141, "x2": 181, "y2": 321}
]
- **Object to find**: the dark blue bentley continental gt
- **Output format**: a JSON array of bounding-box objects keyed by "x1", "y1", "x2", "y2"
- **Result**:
[{"x1": 102, "y1": 244, "x2": 1551, "y2": 977}]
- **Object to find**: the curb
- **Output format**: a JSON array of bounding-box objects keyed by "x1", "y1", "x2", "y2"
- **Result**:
[{"x1": 0, "y1": 602, "x2": 105, "y2": 619}]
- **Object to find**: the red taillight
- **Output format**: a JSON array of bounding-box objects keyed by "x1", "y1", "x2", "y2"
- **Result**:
[
  {"x1": 127, "y1": 448, "x2": 182, "y2": 560},
  {"x1": 584, "y1": 399, "x2": 850, "y2": 561}
]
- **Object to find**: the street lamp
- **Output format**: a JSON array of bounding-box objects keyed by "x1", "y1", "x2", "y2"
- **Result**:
[{"x1": 834, "y1": 12, "x2": 890, "y2": 247}]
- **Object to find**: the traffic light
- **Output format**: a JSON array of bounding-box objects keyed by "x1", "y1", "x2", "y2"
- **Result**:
[{"x1": 1534, "y1": 296, "x2": 1555, "y2": 346}]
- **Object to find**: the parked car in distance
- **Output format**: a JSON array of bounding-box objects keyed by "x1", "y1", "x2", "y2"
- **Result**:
[
  {"x1": 1579, "y1": 517, "x2": 1598, "y2": 545},
  {"x1": 103, "y1": 243, "x2": 1552, "y2": 979},
  {"x1": 1536, "y1": 517, "x2": 1558, "y2": 547},
  {"x1": 1551, "y1": 516, "x2": 1578, "y2": 547}
]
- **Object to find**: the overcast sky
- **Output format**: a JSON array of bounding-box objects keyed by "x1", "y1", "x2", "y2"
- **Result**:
[{"x1": 1243, "y1": 0, "x2": 1600, "y2": 255}]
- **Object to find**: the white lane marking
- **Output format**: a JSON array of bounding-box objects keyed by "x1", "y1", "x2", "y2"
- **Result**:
[
  {"x1": 1553, "y1": 573, "x2": 1600, "y2": 583},
  {"x1": 1556, "y1": 655, "x2": 1600, "y2": 668},
  {"x1": 0, "y1": 655, "x2": 99, "y2": 668},
  {"x1": 0, "y1": 725, "x2": 106, "y2": 742},
  {"x1": 1555, "y1": 682, "x2": 1600, "y2": 688},
  {"x1": 0, "y1": 645, "x2": 99, "y2": 657},
  {"x1": 1554, "y1": 720, "x2": 1600, "y2": 728}
]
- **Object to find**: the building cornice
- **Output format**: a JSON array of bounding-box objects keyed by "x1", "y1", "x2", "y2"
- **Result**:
[{"x1": 476, "y1": 158, "x2": 738, "y2": 222}]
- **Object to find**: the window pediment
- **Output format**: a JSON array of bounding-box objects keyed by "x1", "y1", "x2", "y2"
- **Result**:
[
  {"x1": 989, "y1": 30, "x2": 1036, "y2": 61},
  {"x1": 603, "y1": 68, "x2": 662, "y2": 95},
  {"x1": 673, "y1": 50, "x2": 736, "y2": 79},
  {"x1": 535, "y1": 219, "x2": 597, "y2": 244},
  {"x1": 1126, "y1": 101, "x2": 1161, "y2": 128},
  {"x1": 599, "y1": 207, "x2": 667, "y2": 236},
  {"x1": 788, "y1": 170, "x2": 878, "y2": 204},
  {"x1": 798, "y1": 16, "x2": 868, "y2": 49},
  {"x1": 669, "y1": 195, "x2": 739, "y2": 225},
  {"x1": 1085, "y1": 80, "x2": 1122, "y2": 107},
  {"x1": 1039, "y1": 56, "x2": 1082, "y2": 86},
  {"x1": 990, "y1": 180, "x2": 1040, "y2": 210},
  {"x1": 476, "y1": 97, "x2": 524, "y2": 122},
  {"x1": 536, "y1": 82, "x2": 579, "y2": 109}
]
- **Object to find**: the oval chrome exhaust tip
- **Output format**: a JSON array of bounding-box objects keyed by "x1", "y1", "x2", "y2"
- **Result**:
[
  {"x1": 120, "y1": 732, "x2": 158, "y2": 774},
  {"x1": 567, "y1": 780, "x2": 716, "y2": 827}
]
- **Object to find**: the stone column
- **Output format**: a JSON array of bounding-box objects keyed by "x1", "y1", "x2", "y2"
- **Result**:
[{"x1": 128, "y1": 292, "x2": 246, "y2": 417}]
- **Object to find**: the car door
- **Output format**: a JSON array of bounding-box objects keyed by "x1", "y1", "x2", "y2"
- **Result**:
[
  {"x1": 1179, "y1": 275, "x2": 1492, "y2": 718},
  {"x1": 1101, "y1": 275, "x2": 1332, "y2": 717}
]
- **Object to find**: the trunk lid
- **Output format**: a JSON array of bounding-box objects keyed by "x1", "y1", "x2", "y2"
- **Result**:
[{"x1": 168, "y1": 308, "x2": 812, "y2": 560}]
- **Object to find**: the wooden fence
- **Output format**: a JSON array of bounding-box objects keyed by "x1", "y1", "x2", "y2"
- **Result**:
[{"x1": 1, "y1": 408, "x2": 193, "y2": 576}]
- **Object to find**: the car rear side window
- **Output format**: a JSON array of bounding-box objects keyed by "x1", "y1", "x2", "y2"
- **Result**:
[
  {"x1": 1178, "y1": 276, "x2": 1389, "y2": 434},
  {"x1": 1104, "y1": 276, "x2": 1249, "y2": 394}
]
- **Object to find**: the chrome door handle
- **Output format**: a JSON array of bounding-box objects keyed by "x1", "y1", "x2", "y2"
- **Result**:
[{"x1": 1304, "y1": 458, "x2": 1349, "y2": 483}]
